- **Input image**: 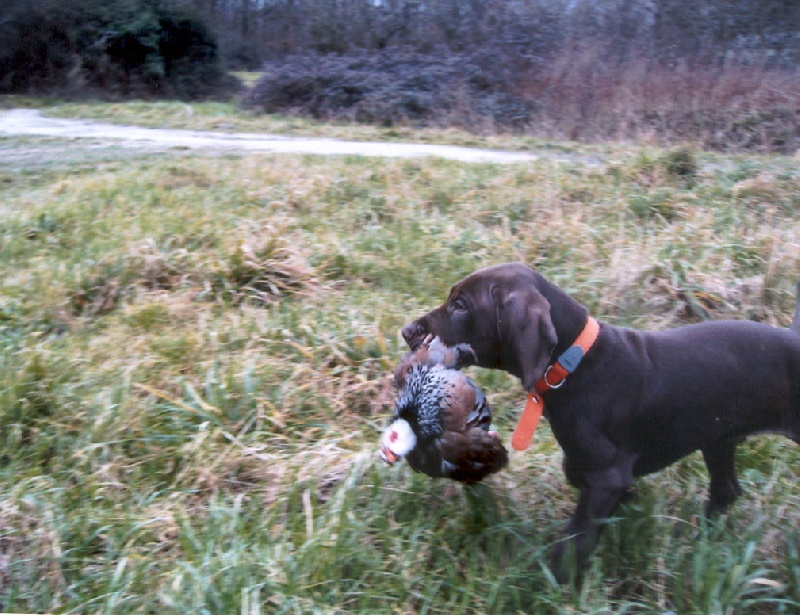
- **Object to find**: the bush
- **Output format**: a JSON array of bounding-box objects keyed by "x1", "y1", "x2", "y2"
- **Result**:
[
  {"x1": 243, "y1": 48, "x2": 537, "y2": 130},
  {"x1": 0, "y1": 0, "x2": 235, "y2": 99}
]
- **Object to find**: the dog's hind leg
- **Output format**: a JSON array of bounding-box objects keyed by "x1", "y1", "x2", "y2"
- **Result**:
[{"x1": 702, "y1": 439, "x2": 744, "y2": 516}]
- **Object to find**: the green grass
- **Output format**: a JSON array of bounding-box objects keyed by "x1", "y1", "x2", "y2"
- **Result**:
[{"x1": 1, "y1": 104, "x2": 800, "y2": 613}]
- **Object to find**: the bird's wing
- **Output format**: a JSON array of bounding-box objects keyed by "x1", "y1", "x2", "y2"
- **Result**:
[
  {"x1": 405, "y1": 441, "x2": 446, "y2": 478},
  {"x1": 439, "y1": 371, "x2": 478, "y2": 432},
  {"x1": 439, "y1": 372, "x2": 494, "y2": 433},
  {"x1": 464, "y1": 377, "x2": 493, "y2": 430},
  {"x1": 436, "y1": 428, "x2": 509, "y2": 483}
]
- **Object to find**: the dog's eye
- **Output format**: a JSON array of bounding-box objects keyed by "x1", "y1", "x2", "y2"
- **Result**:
[{"x1": 452, "y1": 297, "x2": 468, "y2": 313}]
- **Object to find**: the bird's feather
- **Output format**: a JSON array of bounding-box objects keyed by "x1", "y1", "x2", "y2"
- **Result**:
[{"x1": 381, "y1": 338, "x2": 508, "y2": 483}]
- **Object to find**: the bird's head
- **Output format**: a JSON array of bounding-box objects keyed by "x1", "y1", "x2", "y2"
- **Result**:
[{"x1": 379, "y1": 419, "x2": 417, "y2": 465}]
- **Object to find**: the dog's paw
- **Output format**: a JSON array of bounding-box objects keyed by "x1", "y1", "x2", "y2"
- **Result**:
[{"x1": 547, "y1": 541, "x2": 583, "y2": 586}]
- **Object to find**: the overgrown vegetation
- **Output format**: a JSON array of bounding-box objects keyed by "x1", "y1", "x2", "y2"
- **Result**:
[
  {"x1": 0, "y1": 0, "x2": 234, "y2": 98},
  {"x1": 183, "y1": 0, "x2": 800, "y2": 69},
  {"x1": 245, "y1": 47, "x2": 800, "y2": 152},
  {"x1": 243, "y1": 49, "x2": 535, "y2": 130},
  {"x1": 1, "y1": 107, "x2": 800, "y2": 611},
  {"x1": 3, "y1": 1, "x2": 799, "y2": 150},
  {"x1": 235, "y1": 0, "x2": 800, "y2": 152}
]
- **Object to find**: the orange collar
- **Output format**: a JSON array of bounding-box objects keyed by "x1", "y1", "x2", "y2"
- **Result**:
[{"x1": 511, "y1": 316, "x2": 600, "y2": 451}]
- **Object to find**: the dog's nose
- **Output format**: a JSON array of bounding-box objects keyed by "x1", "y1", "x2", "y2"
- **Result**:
[{"x1": 402, "y1": 321, "x2": 425, "y2": 347}]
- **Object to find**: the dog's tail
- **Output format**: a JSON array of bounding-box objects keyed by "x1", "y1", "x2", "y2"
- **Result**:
[{"x1": 791, "y1": 281, "x2": 800, "y2": 335}]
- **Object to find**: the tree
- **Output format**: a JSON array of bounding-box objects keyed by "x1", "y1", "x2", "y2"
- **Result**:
[{"x1": 0, "y1": 0, "x2": 231, "y2": 97}]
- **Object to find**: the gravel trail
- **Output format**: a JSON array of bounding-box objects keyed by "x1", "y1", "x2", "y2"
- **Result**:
[{"x1": 0, "y1": 108, "x2": 552, "y2": 164}]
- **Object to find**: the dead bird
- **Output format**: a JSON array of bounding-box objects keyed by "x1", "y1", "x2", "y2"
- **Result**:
[{"x1": 380, "y1": 337, "x2": 508, "y2": 483}]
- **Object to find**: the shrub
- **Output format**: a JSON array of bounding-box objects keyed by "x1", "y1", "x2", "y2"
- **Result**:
[
  {"x1": 243, "y1": 48, "x2": 537, "y2": 130},
  {"x1": 0, "y1": 0, "x2": 236, "y2": 99}
]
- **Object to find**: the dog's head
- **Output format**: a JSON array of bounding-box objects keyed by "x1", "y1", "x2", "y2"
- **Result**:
[{"x1": 402, "y1": 263, "x2": 558, "y2": 390}]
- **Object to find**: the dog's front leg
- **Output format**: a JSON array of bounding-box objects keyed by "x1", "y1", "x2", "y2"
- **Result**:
[
  {"x1": 702, "y1": 439, "x2": 744, "y2": 516},
  {"x1": 562, "y1": 456, "x2": 585, "y2": 488},
  {"x1": 549, "y1": 467, "x2": 632, "y2": 583}
]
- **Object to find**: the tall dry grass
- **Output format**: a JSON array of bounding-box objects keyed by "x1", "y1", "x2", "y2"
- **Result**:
[{"x1": 520, "y1": 46, "x2": 800, "y2": 152}]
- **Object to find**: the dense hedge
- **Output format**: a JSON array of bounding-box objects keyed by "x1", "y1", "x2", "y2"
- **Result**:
[
  {"x1": 243, "y1": 49, "x2": 536, "y2": 130},
  {"x1": 0, "y1": 0, "x2": 234, "y2": 98}
]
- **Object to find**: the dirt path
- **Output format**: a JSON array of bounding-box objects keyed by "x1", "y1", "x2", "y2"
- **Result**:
[
  {"x1": 0, "y1": 109, "x2": 601, "y2": 165},
  {"x1": 0, "y1": 108, "x2": 557, "y2": 164}
]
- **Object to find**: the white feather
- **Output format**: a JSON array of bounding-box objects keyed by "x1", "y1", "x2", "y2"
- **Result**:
[{"x1": 381, "y1": 419, "x2": 417, "y2": 456}]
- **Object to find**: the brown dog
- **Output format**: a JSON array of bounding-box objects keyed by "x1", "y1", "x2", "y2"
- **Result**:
[{"x1": 402, "y1": 262, "x2": 800, "y2": 581}]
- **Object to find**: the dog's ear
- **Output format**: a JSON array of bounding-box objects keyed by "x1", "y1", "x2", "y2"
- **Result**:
[{"x1": 493, "y1": 285, "x2": 557, "y2": 391}]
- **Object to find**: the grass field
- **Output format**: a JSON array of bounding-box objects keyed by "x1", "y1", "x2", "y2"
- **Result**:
[{"x1": 2, "y1": 99, "x2": 800, "y2": 613}]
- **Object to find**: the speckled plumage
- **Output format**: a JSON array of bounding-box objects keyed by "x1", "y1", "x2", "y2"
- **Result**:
[{"x1": 381, "y1": 338, "x2": 508, "y2": 483}]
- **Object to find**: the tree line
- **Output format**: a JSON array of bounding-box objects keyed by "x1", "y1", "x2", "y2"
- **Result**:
[
  {"x1": 194, "y1": 0, "x2": 800, "y2": 68},
  {"x1": 3, "y1": 0, "x2": 799, "y2": 94}
]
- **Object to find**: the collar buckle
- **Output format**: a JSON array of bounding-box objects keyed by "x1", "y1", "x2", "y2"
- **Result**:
[{"x1": 543, "y1": 365, "x2": 566, "y2": 389}]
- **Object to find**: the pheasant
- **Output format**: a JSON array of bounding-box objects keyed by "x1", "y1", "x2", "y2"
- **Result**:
[{"x1": 380, "y1": 337, "x2": 508, "y2": 483}]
